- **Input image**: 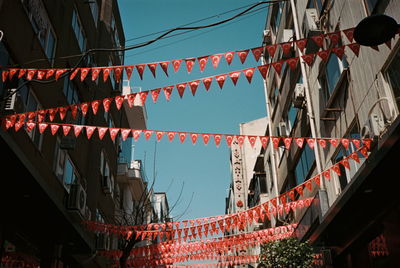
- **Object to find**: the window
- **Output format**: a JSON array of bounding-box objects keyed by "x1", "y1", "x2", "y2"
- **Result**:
[
  {"x1": 63, "y1": 79, "x2": 85, "y2": 125},
  {"x1": 54, "y1": 137, "x2": 78, "y2": 192},
  {"x1": 287, "y1": 103, "x2": 298, "y2": 132},
  {"x1": 319, "y1": 53, "x2": 348, "y2": 103},
  {"x1": 307, "y1": 0, "x2": 323, "y2": 12},
  {"x1": 89, "y1": 0, "x2": 99, "y2": 27},
  {"x1": 295, "y1": 144, "x2": 315, "y2": 185},
  {"x1": 71, "y1": 7, "x2": 86, "y2": 52},
  {"x1": 386, "y1": 49, "x2": 400, "y2": 110},
  {"x1": 21, "y1": 0, "x2": 57, "y2": 62},
  {"x1": 271, "y1": 3, "x2": 284, "y2": 33}
]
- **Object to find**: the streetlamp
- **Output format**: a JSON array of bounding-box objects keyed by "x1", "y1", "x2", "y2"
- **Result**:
[{"x1": 354, "y1": 14, "x2": 399, "y2": 46}]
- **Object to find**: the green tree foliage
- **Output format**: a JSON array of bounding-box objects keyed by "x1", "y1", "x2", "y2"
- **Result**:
[{"x1": 259, "y1": 237, "x2": 314, "y2": 268}]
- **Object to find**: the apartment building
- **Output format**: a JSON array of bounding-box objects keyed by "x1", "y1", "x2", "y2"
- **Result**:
[
  {"x1": 261, "y1": 0, "x2": 400, "y2": 267},
  {"x1": 0, "y1": 0, "x2": 147, "y2": 267}
]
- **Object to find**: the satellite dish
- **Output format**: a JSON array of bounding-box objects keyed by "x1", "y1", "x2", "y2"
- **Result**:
[{"x1": 354, "y1": 14, "x2": 399, "y2": 46}]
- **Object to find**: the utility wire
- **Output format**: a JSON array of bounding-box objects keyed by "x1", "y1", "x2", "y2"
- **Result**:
[{"x1": 1, "y1": 0, "x2": 285, "y2": 103}]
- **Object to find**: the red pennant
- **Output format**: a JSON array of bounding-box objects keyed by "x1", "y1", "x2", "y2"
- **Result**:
[
  {"x1": 257, "y1": 64, "x2": 269, "y2": 79},
  {"x1": 50, "y1": 124, "x2": 60, "y2": 135},
  {"x1": 251, "y1": 47, "x2": 263, "y2": 62},
  {"x1": 125, "y1": 65, "x2": 134, "y2": 80},
  {"x1": 37, "y1": 70, "x2": 46, "y2": 80},
  {"x1": 341, "y1": 158, "x2": 350, "y2": 170},
  {"x1": 126, "y1": 93, "x2": 136, "y2": 107},
  {"x1": 322, "y1": 170, "x2": 331, "y2": 180},
  {"x1": 281, "y1": 42, "x2": 293, "y2": 56},
  {"x1": 272, "y1": 137, "x2": 280, "y2": 149},
  {"x1": 327, "y1": 32, "x2": 341, "y2": 46},
  {"x1": 283, "y1": 137, "x2": 292, "y2": 149},
  {"x1": 224, "y1": 51, "x2": 235, "y2": 65},
  {"x1": 210, "y1": 54, "x2": 222, "y2": 69},
  {"x1": 91, "y1": 100, "x2": 100, "y2": 115},
  {"x1": 295, "y1": 39, "x2": 308, "y2": 52},
  {"x1": 229, "y1": 71, "x2": 241, "y2": 86},
  {"x1": 172, "y1": 59, "x2": 182, "y2": 72},
  {"x1": 341, "y1": 138, "x2": 350, "y2": 150},
  {"x1": 103, "y1": 98, "x2": 112, "y2": 112},
  {"x1": 38, "y1": 123, "x2": 47, "y2": 134},
  {"x1": 163, "y1": 86, "x2": 174, "y2": 101},
  {"x1": 213, "y1": 134, "x2": 222, "y2": 147},
  {"x1": 131, "y1": 130, "x2": 141, "y2": 141},
  {"x1": 159, "y1": 61, "x2": 169, "y2": 77},
  {"x1": 247, "y1": 136, "x2": 258, "y2": 148},
  {"x1": 271, "y1": 60, "x2": 284, "y2": 75},
  {"x1": 237, "y1": 135, "x2": 245, "y2": 147},
  {"x1": 86, "y1": 126, "x2": 96, "y2": 139},
  {"x1": 343, "y1": 28, "x2": 355, "y2": 42},
  {"x1": 243, "y1": 67, "x2": 255, "y2": 83},
  {"x1": 8, "y1": 69, "x2": 18, "y2": 80},
  {"x1": 332, "y1": 163, "x2": 341, "y2": 176},
  {"x1": 266, "y1": 44, "x2": 278, "y2": 58},
  {"x1": 317, "y1": 49, "x2": 331, "y2": 62},
  {"x1": 260, "y1": 136, "x2": 269, "y2": 149},
  {"x1": 113, "y1": 67, "x2": 123, "y2": 83},
  {"x1": 91, "y1": 68, "x2": 101, "y2": 81},
  {"x1": 310, "y1": 34, "x2": 325, "y2": 48},
  {"x1": 286, "y1": 57, "x2": 299, "y2": 71},
  {"x1": 348, "y1": 43, "x2": 361, "y2": 57},
  {"x1": 202, "y1": 134, "x2": 210, "y2": 145},
  {"x1": 202, "y1": 77, "x2": 213, "y2": 91},
  {"x1": 74, "y1": 125, "x2": 83, "y2": 137},
  {"x1": 109, "y1": 128, "x2": 120, "y2": 141},
  {"x1": 167, "y1": 132, "x2": 176, "y2": 142},
  {"x1": 197, "y1": 56, "x2": 209, "y2": 72},
  {"x1": 363, "y1": 139, "x2": 372, "y2": 150},
  {"x1": 350, "y1": 152, "x2": 360, "y2": 163},
  {"x1": 190, "y1": 133, "x2": 198, "y2": 144},
  {"x1": 352, "y1": 139, "x2": 361, "y2": 149},
  {"x1": 318, "y1": 139, "x2": 327, "y2": 148},
  {"x1": 103, "y1": 68, "x2": 111, "y2": 82},
  {"x1": 188, "y1": 80, "x2": 200, "y2": 96},
  {"x1": 314, "y1": 175, "x2": 321, "y2": 187},
  {"x1": 26, "y1": 121, "x2": 36, "y2": 132},
  {"x1": 270, "y1": 198, "x2": 277, "y2": 208},
  {"x1": 307, "y1": 138, "x2": 316, "y2": 149},
  {"x1": 176, "y1": 83, "x2": 187, "y2": 98},
  {"x1": 225, "y1": 135, "x2": 234, "y2": 147},
  {"x1": 80, "y1": 68, "x2": 90, "y2": 81},
  {"x1": 178, "y1": 132, "x2": 186, "y2": 143},
  {"x1": 62, "y1": 125, "x2": 71, "y2": 136},
  {"x1": 215, "y1": 75, "x2": 227, "y2": 89},
  {"x1": 302, "y1": 54, "x2": 315, "y2": 66},
  {"x1": 26, "y1": 69, "x2": 36, "y2": 80},
  {"x1": 295, "y1": 185, "x2": 304, "y2": 196},
  {"x1": 305, "y1": 180, "x2": 313, "y2": 191},
  {"x1": 18, "y1": 69, "x2": 26, "y2": 79},
  {"x1": 144, "y1": 130, "x2": 153, "y2": 140},
  {"x1": 113, "y1": 96, "x2": 123, "y2": 110},
  {"x1": 14, "y1": 121, "x2": 23, "y2": 132},
  {"x1": 150, "y1": 88, "x2": 161, "y2": 103},
  {"x1": 97, "y1": 127, "x2": 108, "y2": 140},
  {"x1": 237, "y1": 50, "x2": 249, "y2": 64},
  {"x1": 332, "y1": 46, "x2": 345, "y2": 60},
  {"x1": 360, "y1": 147, "x2": 369, "y2": 158},
  {"x1": 135, "y1": 64, "x2": 145, "y2": 80},
  {"x1": 185, "y1": 58, "x2": 195, "y2": 74},
  {"x1": 288, "y1": 190, "x2": 295, "y2": 201},
  {"x1": 156, "y1": 131, "x2": 164, "y2": 142},
  {"x1": 329, "y1": 138, "x2": 339, "y2": 147},
  {"x1": 147, "y1": 63, "x2": 157, "y2": 78}
]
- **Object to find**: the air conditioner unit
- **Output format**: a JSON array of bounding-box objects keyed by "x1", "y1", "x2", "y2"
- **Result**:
[
  {"x1": 67, "y1": 183, "x2": 87, "y2": 216},
  {"x1": 293, "y1": 83, "x2": 306, "y2": 108},
  {"x1": 60, "y1": 136, "x2": 76, "y2": 150},
  {"x1": 101, "y1": 175, "x2": 112, "y2": 194},
  {"x1": 262, "y1": 29, "x2": 271, "y2": 44},
  {"x1": 96, "y1": 233, "x2": 110, "y2": 250},
  {"x1": 363, "y1": 113, "x2": 385, "y2": 138},
  {"x1": 303, "y1": 8, "x2": 320, "y2": 35},
  {"x1": 4, "y1": 88, "x2": 17, "y2": 112},
  {"x1": 282, "y1": 29, "x2": 294, "y2": 43}
]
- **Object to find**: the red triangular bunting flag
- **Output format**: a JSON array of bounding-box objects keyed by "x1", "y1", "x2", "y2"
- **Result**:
[
  {"x1": 18, "y1": 69, "x2": 26, "y2": 79},
  {"x1": 126, "y1": 93, "x2": 136, "y2": 108},
  {"x1": 272, "y1": 137, "x2": 280, "y2": 149},
  {"x1": 74, "y1": 125, "x2": 83, "y2": 137},
  {"x1": 332, "y1": 163, "x2": 341, "y2": 176},
  {"x1": 305, "y1": 180, "x2": 313, "y2": 191},
  {"x1": 154, "y1": 131, "x2": 163, "y2": 142},
  {"x1": 286, "y1": 57, "x2": 299, "y2": 71},
  {"x1": 271, "y1": 60, "x2": 284, "y2": 75},
  {"x1": 360, "y1": 147, "x2": 369, "y2": 158},
  {"x1": 317, "y1": 49, "x2": 331, "y2": 62},
  {"x1": 176, "y1": 83, "x2": 187, "y2": 98},
  {"x1": 109, "y1": 128, "x2": 120, "y2": 141},
  {"x1": 37, "y1": 70, "x2": 46, "y2": 80},
  {"x1": 322, "y1": 169, "x2": 331, "y2": 180},
  {"x1": 213, "y1": 134, "x2": 222, "y2": 147},
  {"x1": 135, "y1": 64, "x2": 145, "y2": 80},
  {"x1": 197, "y1": 56, "x2": 209, "y2": 72},
  {"x1": 178, "y1": 132, "x2": 186, "y2": 143},
  {"x1": 348, "y1": 43, "x2": 361, "y2": 57},
  {"x1": 102, "y1": 68, "x2": 111, "y2": 82},
  {"x1": 163, "y1": 86, "x2": 174, "y2": 101},
  {"x1": 167, "y1": 132, "x2": 175, "y2": 142},
  {"x1": 352, "y1": 139, "x2": 361, "y2": 149},
  {"x1": 147, "y1": 63, "x2": 157, "y2": 78},
  {"x1": 229, "y1": 71, "x2": 241, "y2": 86},
  {"x1": 91, "y1": 100, "x2": 100, "y2": 115},
  {"x1": 247, "y1": 136, "x2": 258, "y2": 148},
  {"x1": 224, "y1": 51, "x2": 235, "y2": 65},
  {"x1": 327, "y1": 32, "x2": 341, "y2": 46},
  {"x1": 26, "y1": 69, "x2": 36, "y2": 80},
  {"x1": 318, "y1": 139, "x2": 327, "y2": 148},
  {"x1": 332, "y1": 46, "x2": 346, "y2": 60},
  {"x1": 185, "y1": 58, "x2": 195, "y2": 74},
  {"x1": 284, "y1": 137, "x2": 292, "y2": 149},
  {"x1": 237, "y1": 50, "x2": 249, "y2": 64},
  {"x1": 8, "y1": 69, "x2": 18, "y2": 80},
  {"x1": 50, "y1": 124, "x2": 59, "y2": 135},
  {"x1": 302, "y1": 54, "x2": 315, "y2": 66},
  {"x1": 91, "y1": 68, "x2": 101, "y2": 81},
  {"x1": 103, "y1": 98, "x2": 112, "y2": 112},
  {"x1": 80, "y1": 68, "x2": 90, "y2": 81},
  {"x1": 266, "y1": 44, "x2": 278, "y2": 58},
  {"x1": 144, "y1": 130, "x2": 153, "y2": 140},
  {"x1": 341, "y1": 158, "x2": 350, "y2": 170},
  {"x1": 341, "y1": 138, "x2": 350, "y2": 150},
  {"x1": 343, "y1": 28, "x2": 355, "y2": 42},
  {"x1": 257, "y1": 64, "x2": 269, "y2": 79},
  {"x1": 97, "y1": 127, "x2": 108, "y2": 140},
  {"x1": 251, "y1": 47, "x2": 263, "y2": 62},
  {"x1": 215, "y1": 75, "x2": 226, "y2": 89},
  {"x1": 243, "y1": 67, "x2": 255, "y2": 83},
  {"x1": 307, "y1": 138, "x2": 316, "y2": 149},
  {"x1": 350, "y1": 152, "x2": 360, "y2": 163},
  {"x1": 330, "y1": 138, "x2": 339, "y2": 147},
  {"x1": 314, "y1": 175, "x2": 321, "y2": 187},
  {"x1": 86, "y1": 126, "x2": 96, "y2": 139},
  {"x1": 281, "y1": 42, "x2": 293, "y2": 56},
  {"x1": 363, "y1": 139, "x2": 372, "y2": 150},
  {"x1": 172, "y1": 59, "x2": 182, "y2": 72},
  {"x1": 38, "y1": 123, "x2": 47, "y2": 134},
  {"x1": 159, "y1": 61, "x2": 169, "y2": 77},
  {"x1": 113, "y1": 67, "x2": 123, "y2": 83},
  {"x1": 310, "y1": 34, "x2": 325, "y2": 48},
  {"x1": 225, "y1": 135, "x2": 234, "y2": 147},
  {"x1": 62, "y1": 125, "x2": 71, "y2": 136},
  {"x1": 288, "y1": 190, "x2": 295, "y2": 201},
  {"x1": 185, "y1": 80, "x2": 199, "y2": 96},
  {"x1": 210, "y1": 54, "x2": 222, "y2": 69},
  {"x1": 237, "y1": 135, "x2": 245, "y2": 147},
  {"x1": 296, "y1": 185, "x2": 304, "y2": 196},
  {"x1": 260, "y1": 136, "x2": 269, "y2": 149},
  {"x1": 150, "y1": 88, "x2": 161, "y2": 103},
  {"x1": 202, "y1": 77, "x2": 213, "y2": 91},
  {"x1": 190, "y1": 133, "x2": 198, "y2": 145},
  {"x1": 295, "y1": 38, "x2": 308, "y2": 52},
  {"x1": 202, "y1": 134, "x2": 210, "y2": 145},
  {"x1": 125, "y1": 65, "x2": 134, "y2": 80}
]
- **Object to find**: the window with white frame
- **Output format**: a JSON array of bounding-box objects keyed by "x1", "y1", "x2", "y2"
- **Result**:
[
  {"x1": 71, "y1": 7, "x2": 87, "y2": 52},
  {"x1": 89, "y1": 0, "x2": 99, "y2": 27},
  {"x1": 21, "y1": 0, "x2": 57, "y2": 62}
]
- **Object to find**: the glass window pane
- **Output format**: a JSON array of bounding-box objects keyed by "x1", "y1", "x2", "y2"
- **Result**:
[
  {"x1": 64, "y1": 158, "x2": 74, "y2": 186},
  {"x1": 326, "y1": 54, "x2": 341, "y2": 95}
]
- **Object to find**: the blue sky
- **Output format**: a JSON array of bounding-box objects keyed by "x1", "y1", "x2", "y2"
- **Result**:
[{"x1": 118, "y1": 0, "x2": 269, "y2": 221}]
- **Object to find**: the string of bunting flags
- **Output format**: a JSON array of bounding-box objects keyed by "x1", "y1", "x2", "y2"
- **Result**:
[
  {"x1": 3, "y1": 120, "x2": 372, "y2": 152},
  {"x1": 2, "y1": 26, "x2": 389, "y2": 84},
  {"x1": 82, "y1": 143, "x2": 369, "y2": 243}
]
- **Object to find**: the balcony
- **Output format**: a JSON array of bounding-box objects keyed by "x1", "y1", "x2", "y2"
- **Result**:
[{"x1": 117, "y1": 159, "x2": 147, "y2": 201}]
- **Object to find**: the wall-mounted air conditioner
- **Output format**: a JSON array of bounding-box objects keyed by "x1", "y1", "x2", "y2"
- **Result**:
[
  {"x1": 362, "y1": 113, "x2": 385, "y2": 138},
  {"x1": 67, "y1": 183, "x2": 87, "y2": 216},
  {"x1": 282, "y1": 29, "x2": 294, "y2": 43},
  {"x1": 293, "y1": 83, "x2": 306, "y2": 108},
  {"x1": 303, "y1": 8, "x2": 320, "y2": 36}
]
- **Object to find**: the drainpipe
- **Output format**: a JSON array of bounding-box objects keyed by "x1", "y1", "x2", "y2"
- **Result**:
[{"x1": 289, "y1": 0, "x2": 324, "y2": 187}]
